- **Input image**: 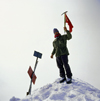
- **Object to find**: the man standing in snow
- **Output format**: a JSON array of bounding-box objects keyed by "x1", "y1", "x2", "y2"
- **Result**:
[{"x1": 51, "y1": 27, "x2": 73, "y2": 84}]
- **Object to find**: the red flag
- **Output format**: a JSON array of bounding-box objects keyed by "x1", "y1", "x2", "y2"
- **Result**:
[
  {"x1": 28, "y1": 66, "x2": 37, "y2": 84},
  {"x1": 65, "y1": 13, "x2": 73, "y2": 32}
]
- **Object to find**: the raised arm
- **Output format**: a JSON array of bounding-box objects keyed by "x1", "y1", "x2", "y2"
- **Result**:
[{"x1": 64, "y1": 27, "x2": 72, "y2": 40}]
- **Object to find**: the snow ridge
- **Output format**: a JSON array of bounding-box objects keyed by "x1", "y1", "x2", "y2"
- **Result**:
[{"x1": 10, "y1": 77, "x2": 100, "y2": 101}]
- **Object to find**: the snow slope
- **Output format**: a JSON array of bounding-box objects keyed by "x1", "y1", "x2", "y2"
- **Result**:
[{"x1": 10, "y1": 77, "x2": 100, "y2": 101}]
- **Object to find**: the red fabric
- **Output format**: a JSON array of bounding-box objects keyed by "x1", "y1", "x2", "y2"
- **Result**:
[
  {"x1": 54, "y1": 33, "x2": 61, "y2": 38},
  {"x1": 65, "y1": 14, "x2": 73, "y2": 32},
  {"x1": 28, "y1": 66, "x2": 37, "y2": 84}
]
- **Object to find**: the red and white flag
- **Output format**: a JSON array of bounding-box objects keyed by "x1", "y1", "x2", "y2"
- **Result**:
[
  {"x1": 28, "y1": 66, "x2": 37, "y2": 84},
  {"x1": 65, "y1": 13, "x2": 73, "y2": 32}
]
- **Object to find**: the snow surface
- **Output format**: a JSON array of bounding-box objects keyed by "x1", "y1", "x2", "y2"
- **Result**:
[{"x1": 10, "y1": 77, "x2": 100, "y2": 101}]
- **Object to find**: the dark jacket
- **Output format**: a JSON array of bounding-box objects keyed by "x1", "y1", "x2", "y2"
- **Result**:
[{"x1": 52, "y1": 30, "x2": 72, "y2": 57}]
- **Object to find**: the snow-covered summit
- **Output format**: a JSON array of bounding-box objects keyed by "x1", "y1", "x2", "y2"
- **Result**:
[{"x1": 10, "y1": 77, "x2": 100, "y2": 101}]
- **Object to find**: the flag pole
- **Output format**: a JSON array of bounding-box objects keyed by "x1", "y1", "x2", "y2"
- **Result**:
[
  {"x1": 64, "y1": 14, "x2": 66, "y2": 33},
  {"x1": 64, "y1": 13, "x2": 66, "y2": 28}
]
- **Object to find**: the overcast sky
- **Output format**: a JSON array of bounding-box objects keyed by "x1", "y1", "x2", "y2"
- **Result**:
[{"x1": 0, "y1": 0, "x2": 100, "y2": 101}]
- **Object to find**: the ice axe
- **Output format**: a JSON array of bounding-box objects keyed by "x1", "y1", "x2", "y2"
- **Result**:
[
  {"x1": 61, "y1": 11, "x2": 68, "y2": 15},
  {"x1": 61, "y1": 11, "x2": 68, "y2": 28}
]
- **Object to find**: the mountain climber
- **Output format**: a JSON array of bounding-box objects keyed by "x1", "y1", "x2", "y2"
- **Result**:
[{"x1": 51, "y1": 27, "x2": 73, "y2": 84}]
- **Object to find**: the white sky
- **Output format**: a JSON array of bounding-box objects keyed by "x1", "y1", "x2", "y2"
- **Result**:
[{"x1": 0, "y1": 0, "x2": 100, "y2": 101}]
